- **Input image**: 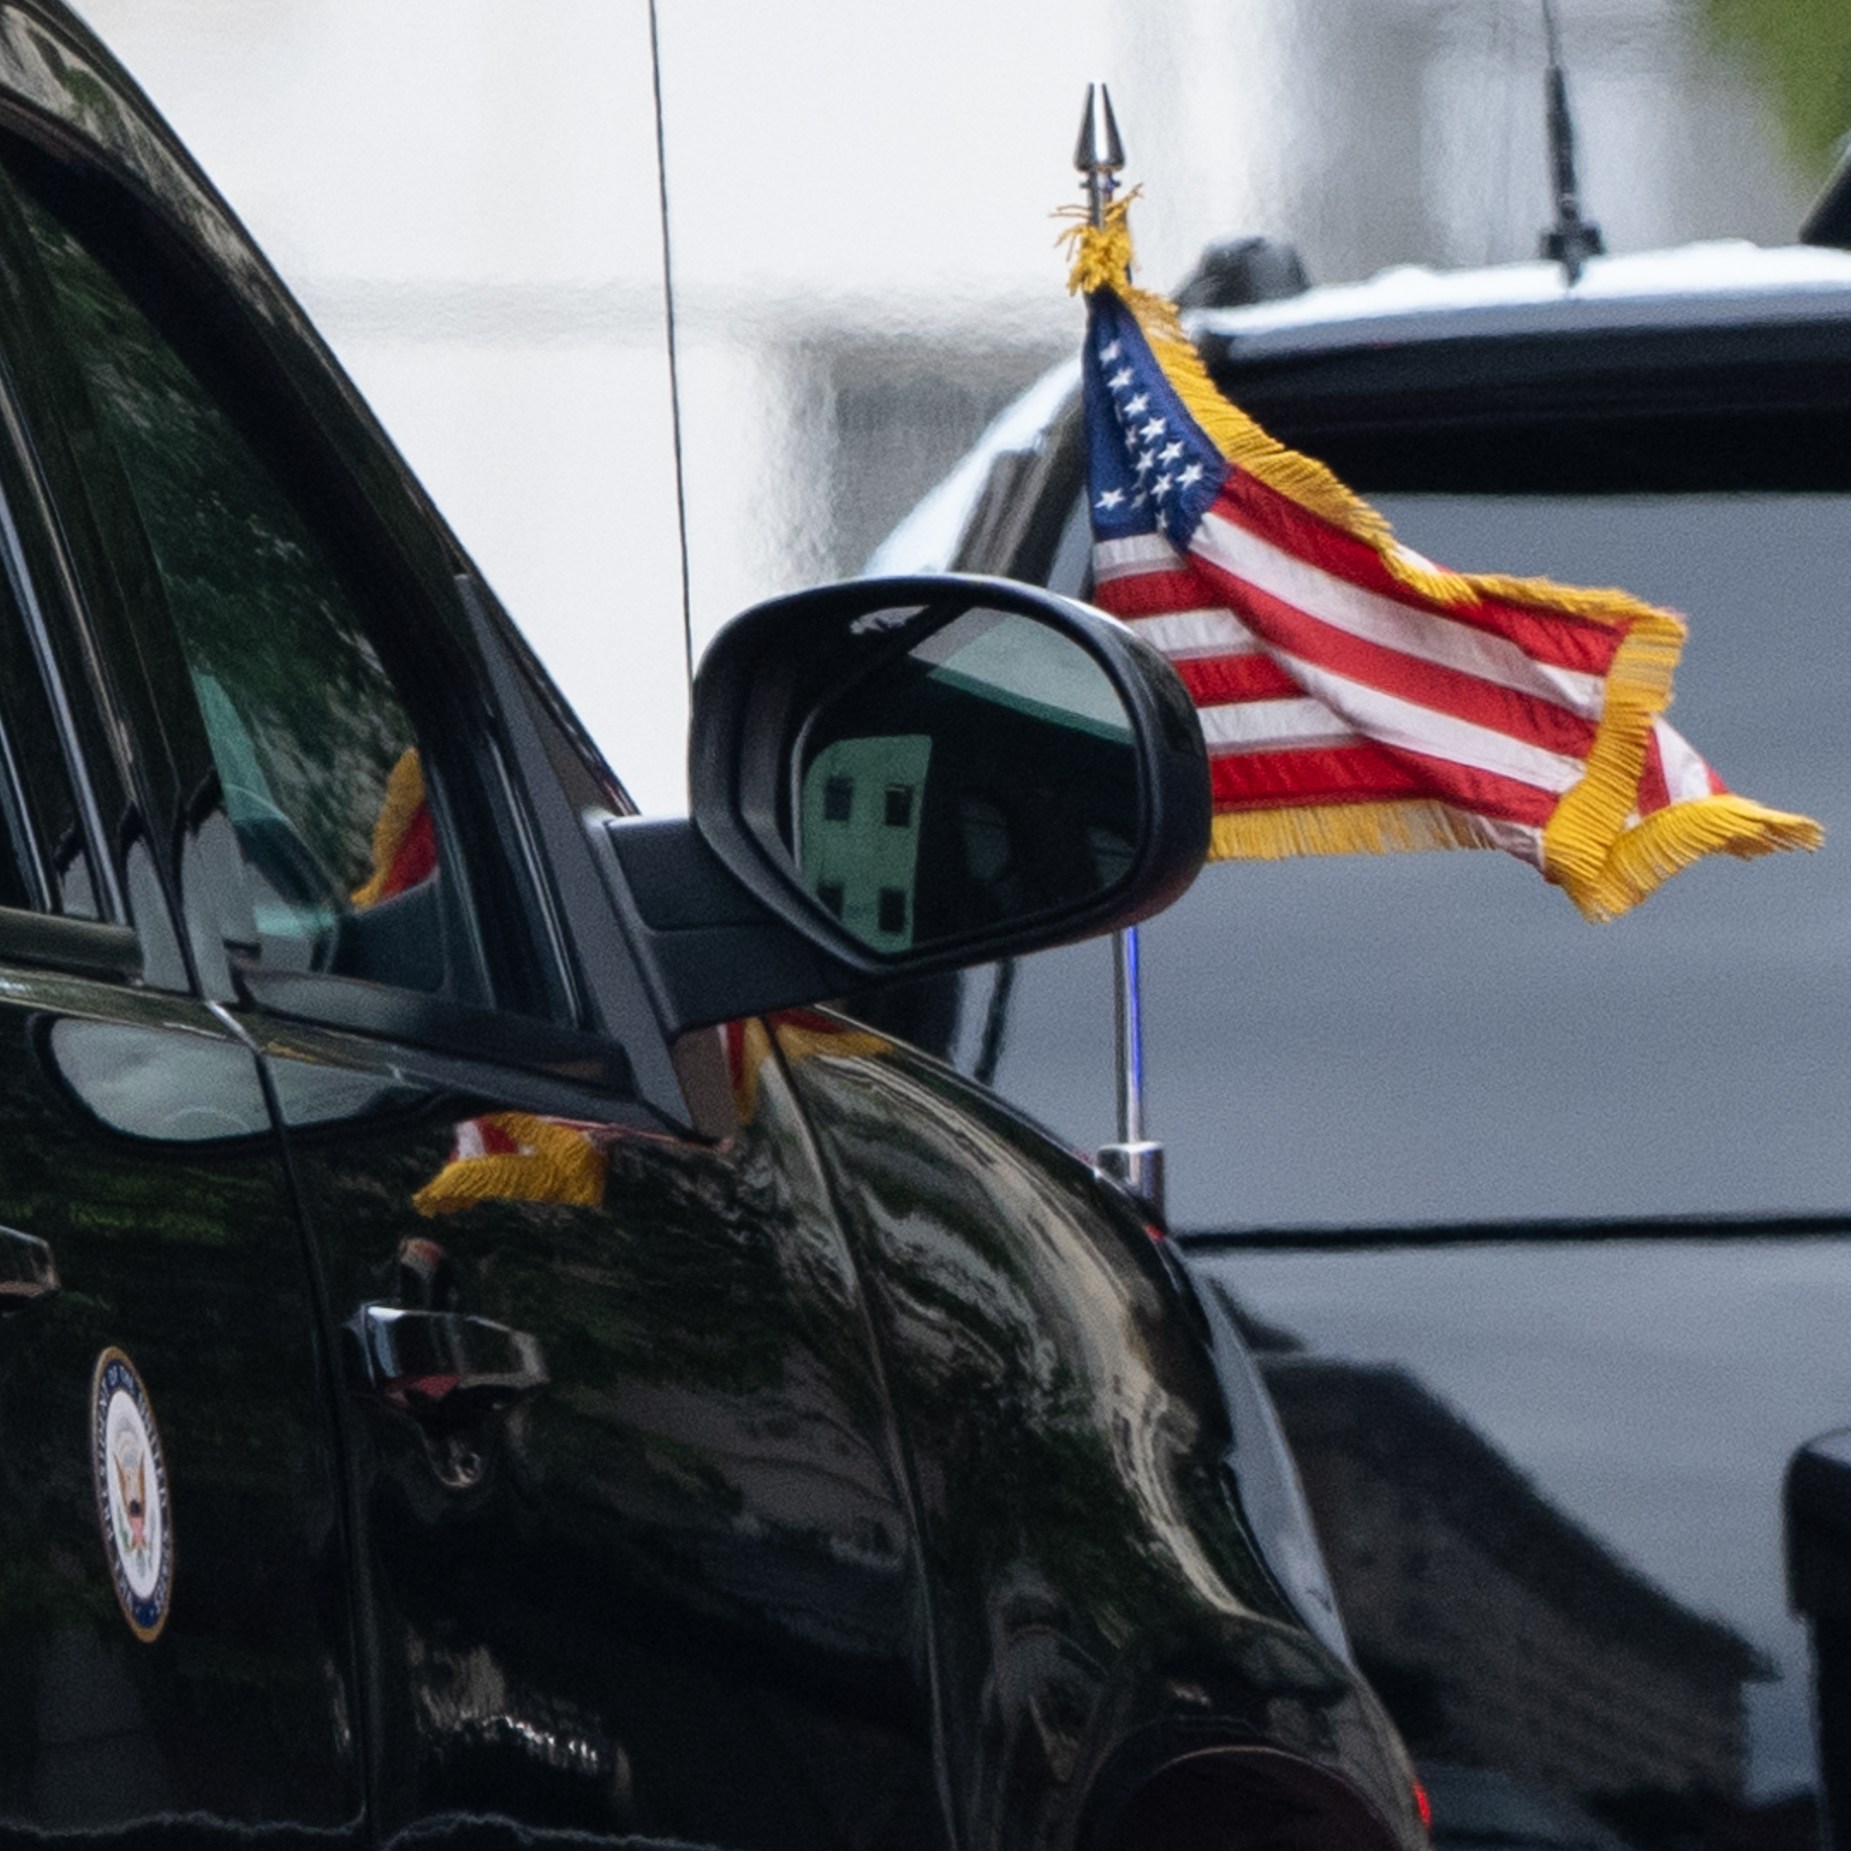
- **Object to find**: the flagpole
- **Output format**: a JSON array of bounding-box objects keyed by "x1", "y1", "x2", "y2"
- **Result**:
[{"x1": 1077, "y1": 83, "x2": 1166, "y2": 1222}]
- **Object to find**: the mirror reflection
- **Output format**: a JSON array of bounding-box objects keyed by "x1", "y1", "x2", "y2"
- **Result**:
[{"x1": 792, "y1": 608, "x2": 1139, "y2": 953}]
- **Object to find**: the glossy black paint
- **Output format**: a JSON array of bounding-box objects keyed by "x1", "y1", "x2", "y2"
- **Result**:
[
  {"x1": 0, "y1": 975, "x2": 363, "y2": 1838},
  {"x1": 262, "y1": 1019, "x2": 941, "y2": 1849},
  {"x1": 0, "y1": 6, "x2": 1420, "y2": 1851},
  {"x1": 776, "y1": 1024, "x2": 1415, "y2": 1851}
]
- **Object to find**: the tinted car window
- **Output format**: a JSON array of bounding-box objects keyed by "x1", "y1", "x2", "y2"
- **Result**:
[
  {"x1": 10, "y1": 178, "x2": 445, "y2": 986},
  {"x1": 0, "y1": 519, "x2": 97, "y2": 919},
  {"x1": 0, "y1": 676, "x2": 36, "y2": 912}
]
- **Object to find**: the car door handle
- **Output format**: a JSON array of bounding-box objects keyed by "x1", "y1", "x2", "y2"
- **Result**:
[
  {"x1": 346, "y1": 1304, "x2": 548, "y2": 1426},
  {"x1": 0, "y1": 1226, "x2": 58, "y2": 1312}
]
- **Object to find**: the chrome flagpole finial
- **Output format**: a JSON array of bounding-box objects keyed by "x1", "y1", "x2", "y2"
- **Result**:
[{"x1": 1073, "y1": 82, "x2": 1125, "y2": 230}]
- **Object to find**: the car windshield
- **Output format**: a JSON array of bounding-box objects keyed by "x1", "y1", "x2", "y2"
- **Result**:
[{"x1": 990, "y1": 485, "x2": 1851, "y2": 1233}]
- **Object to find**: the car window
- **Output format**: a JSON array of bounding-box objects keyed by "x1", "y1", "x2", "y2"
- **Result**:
[
  {"x1": 0, "y1": 514, "x2": 98, "y2": 920},
  {"x1": 7, "y1": 173, "x2": 451, "y2": 992},
  {"x1": 0, "y1": 638, "x2": 38, "y2": 914}
]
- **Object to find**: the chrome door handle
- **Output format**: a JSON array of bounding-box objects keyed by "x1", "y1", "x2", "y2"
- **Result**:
[
  {"x1": 346, "y1": 1304, "x2": 548, "y2": 1427},
  {"x1": 0, "y1": 1226, "x2": 58, "y2": 1312}
]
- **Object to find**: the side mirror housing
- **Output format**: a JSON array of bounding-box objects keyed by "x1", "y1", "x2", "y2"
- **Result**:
[{"x1": 597, "y1": 574, "x2": 1209, "y2": 1039}]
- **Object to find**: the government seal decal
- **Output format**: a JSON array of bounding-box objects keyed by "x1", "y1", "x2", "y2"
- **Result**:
[{"x1": 90, "y1": 1348, "x2": 172, "y2": 1642}]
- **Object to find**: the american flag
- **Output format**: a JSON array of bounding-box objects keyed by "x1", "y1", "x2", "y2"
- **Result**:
[{"x1": 1075, "y1": 226, "x2": 1820, "y2": 920}]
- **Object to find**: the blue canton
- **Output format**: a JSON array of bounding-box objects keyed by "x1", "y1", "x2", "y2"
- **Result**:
[{"x1": 1082, "y1": 290, "x2": 1227, "y2": 551}]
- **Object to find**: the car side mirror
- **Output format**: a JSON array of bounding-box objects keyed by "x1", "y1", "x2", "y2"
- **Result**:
[
  {"x1": 596, "y1": 574, "x2": 1209, "y2": 1041},
  {"x1": 693, "y1": 576, "x2": 1207, "y2": 962}
]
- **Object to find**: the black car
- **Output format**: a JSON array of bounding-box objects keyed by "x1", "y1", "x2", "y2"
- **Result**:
[
  {"x1": 884, "y1": 194, "x2": 1851, "y2": 1847},
  {"x1": 0, "y1": 5, "x2": 1432, "y2": 1850}
]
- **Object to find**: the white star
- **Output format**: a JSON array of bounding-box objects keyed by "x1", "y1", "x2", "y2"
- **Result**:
[
  {"x1": 1155, "y1": 509, "x2": 1171, "y2": 535},
  {"x1": 1133, "y1": 450, "x2": 1155, "y2": 477},
  {"x1": 1124, "y1": 428, "x2": 1141, "y2": 453},
  {"x1": 1158, "y1": 441, "x2": 1184, "y2": 464},
  {"x1": 1179, "y1": 463, "x2": 1205, "y2": 487},
  {"x1": 1095, "y1": 488, "x2": 1125, "y2": 511},
  {"x1": 1123, "y1": 392, "x2": 1150, "y2": 417},
  {"x1": 1107, "y1": 367, "x2": 1133, "y2": 391},
  {"x1": 1139, "y1": 416, "x2": 1167, "y2": 440},
  {"x1": 1131, "y1": 491, "x2": 1149, "y2": 509},
  {"x1": 1101, "y1": 340, "x2": 1122, "y2": 362},
  {"x1": 1153, "y1": 474, "x2": 1174, "y2": 498}
]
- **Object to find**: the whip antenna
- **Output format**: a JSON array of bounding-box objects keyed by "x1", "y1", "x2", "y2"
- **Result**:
[
  {"x1": 647, "y1": 0, "x2": 695, "y2": 703},
  {"x1": 1539, "y1": 0, "x2": 1604, "y2": 283}
]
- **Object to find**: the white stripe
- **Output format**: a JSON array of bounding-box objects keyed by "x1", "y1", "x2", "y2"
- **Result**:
[
  {"x1": 1654, "y1": 720, "x2": 1714, "y2": 803},
  {"x1": 1193, "y1": 509, "x2": 1606, "y2": 717},
  {"x1": 1093, "y1": 533, "x2": 1182, "y2": 581},
  {"x1": 1468, "y1": 815, "x2": 1547, "y2": 866},
  {"x1": 1126, "y1": 608, "x2": 1260, "y2": 657},
  {"x1": 1197, "y1": 698, "x2": 1357, "y2": 752},
  {"x1": 1274, "y1": 647, "x2": 1586, "y2": 793}
]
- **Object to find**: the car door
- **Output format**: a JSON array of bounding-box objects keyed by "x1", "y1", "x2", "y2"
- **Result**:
[
  {"x1": 0, "y1": 186, "x2": 362, "y2": 1843},
  {"x1": 0, "y1": 120, "x2": 949, "y2": 1851}
]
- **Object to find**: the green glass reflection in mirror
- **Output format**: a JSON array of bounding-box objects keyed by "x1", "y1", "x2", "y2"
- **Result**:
[{"x1": 794, "y1": 607, "x2": 1140, "y2": 954}]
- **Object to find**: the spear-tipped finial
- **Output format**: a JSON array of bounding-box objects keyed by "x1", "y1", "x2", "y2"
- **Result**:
[
  {"x1": 1074, "y1": 82, "x2": 1125, "y2": 230},
  {"x1": 1538, "y1": 0, "x2": 1604, "y2": 284}
]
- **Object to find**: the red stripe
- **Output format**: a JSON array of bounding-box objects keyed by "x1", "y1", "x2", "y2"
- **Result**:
[
  {"x1": 1190, "y1": 555, "x2": 1600, "y2": 762},
  {"x1": 1210, "y1": 742, "x2": 1556, "y2": 826},
  {"x1": 1093, "y1": 565, "x2": 1217, "y2": 621},
  {"x1": 1383, "y1": 744, "x2": 1559, "y2": 825},
  {"x1": 1217, "y1": 472, "x2": 1630, "y2": 678},
  {"x1": 1175, "y1": 653, "x2": 1298, "y2": 705},
  {"x1": 1211, "y1": 743, "x2": 1421, "y2": 808}
]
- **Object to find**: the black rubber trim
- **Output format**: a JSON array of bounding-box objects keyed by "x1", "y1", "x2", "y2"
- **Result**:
[
  {"x1": 0, "y1": 903, "x2": 137, "y2": 980},
  {"x1": 1176, "y1": 1209, "x2": 1851, "y2": 1251}
]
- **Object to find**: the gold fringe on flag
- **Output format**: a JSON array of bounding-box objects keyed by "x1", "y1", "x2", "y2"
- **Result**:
[
  {"x1": 413, "y1": 1112, "x2": 608, "y2": 1217},
  {"x1": 1063, "y1": 204, "x2": 1822, "y2": 920},
  {"x1": 1210, "y1": 801, "x2": 1493, "y2": 865}
]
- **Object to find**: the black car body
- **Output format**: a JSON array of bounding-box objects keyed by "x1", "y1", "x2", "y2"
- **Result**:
[
  {"x1": 0, "y1": 6, "x2": 1429, "y2": 1850},
  {"x1": 880, "y1": 222, "x2": 1851, "y2": 1848}
]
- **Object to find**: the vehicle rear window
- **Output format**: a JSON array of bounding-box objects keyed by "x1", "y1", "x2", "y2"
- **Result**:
[{"x1": 993, "y1": 484, "x2": 1851, "y2": 1232}]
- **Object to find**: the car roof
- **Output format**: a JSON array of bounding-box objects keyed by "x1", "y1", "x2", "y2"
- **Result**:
[
  {"x1": 870, "y1": 232, "x2": 1851, "y2": 579},
  {"x1": 1194, "y1": 240, "x2": 1851, "y2": 359}
]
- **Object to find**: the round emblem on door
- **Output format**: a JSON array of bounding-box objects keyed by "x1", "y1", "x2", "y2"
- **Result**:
[{"x1": 89, "y1": 1348, "x2": 173, "y2": 1642}]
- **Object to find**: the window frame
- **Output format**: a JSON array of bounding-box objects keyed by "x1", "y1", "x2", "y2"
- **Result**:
[{"x1": 0, "y1": 179, "x2": 145, "y2": 980}]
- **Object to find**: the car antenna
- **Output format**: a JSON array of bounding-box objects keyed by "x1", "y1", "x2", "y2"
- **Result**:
[
  {"x1": 646, "y1": 0, "x2": 695, "y2": 704},
  {"x1": 1538, "y1": 0, "x2": 1605, "y2": 284},
  {"x1": 1077, "y1": 82, "x2": 1166, "y2": 1226}
]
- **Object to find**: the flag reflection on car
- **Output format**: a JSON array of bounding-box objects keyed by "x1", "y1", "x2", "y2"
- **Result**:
[{"x1": 411, "y1": 1016, "x2": 893, "y2": 1216}]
